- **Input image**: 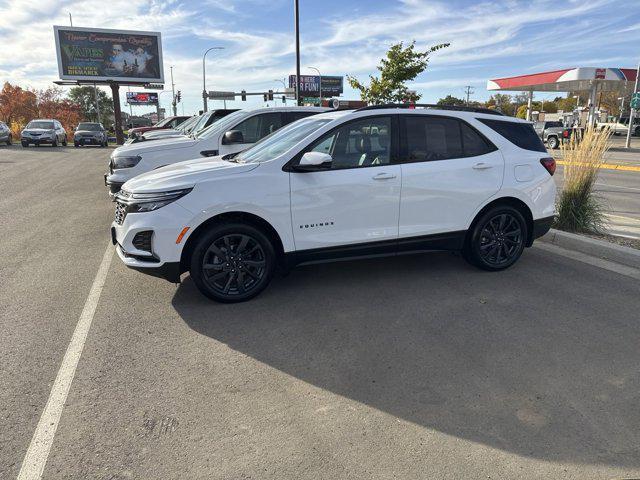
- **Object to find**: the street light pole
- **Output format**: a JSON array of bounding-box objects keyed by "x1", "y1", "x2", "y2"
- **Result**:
[
  {"x1": 274, "y1": 78, "x2": 287, "y2": 105},
  {"x1": 307, "y1": 66, "x2": 321, "y2": 105},
  {"x1": 202, "y1": 46, "x2": 224, "y2": 113},
  {"x1": 626, "y1": 62, "x2": 640, "y2": 149},
  {"x1": 294, "y1": 0, "x2": 302, "y2": 106},
  {"x1": 170, "y1": 66, "x2": 177, "y2": 116}
]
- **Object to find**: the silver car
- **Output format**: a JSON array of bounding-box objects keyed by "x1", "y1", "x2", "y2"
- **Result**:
[
  {"x1": 21, "y1": 119, "x2": 67, "y2": 147},
  {"x1": 74, "y1": 122, "x2": 108, "y2": 147},
  {"x1": 0, "y1": 121, "x2": 11, "y2": 145}
]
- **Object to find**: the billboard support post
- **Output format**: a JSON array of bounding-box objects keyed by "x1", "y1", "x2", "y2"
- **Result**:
[
  {"x1": 110, "y1": 83, "x2": 124, "y2": 145},
  {"x1": 93, "y1": 83, "x2": 101, "y2": 123},
  {"x1": 294, "y1": 0, "x2": 301, "y2": 106},
  {"x1": 626, "y1": 62, "x2": 640, "y2": 149}
]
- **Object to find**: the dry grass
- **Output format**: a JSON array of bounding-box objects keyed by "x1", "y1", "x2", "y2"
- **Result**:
[{"x1": 555, "y1": 127, "x2": 611, "y2": 233}]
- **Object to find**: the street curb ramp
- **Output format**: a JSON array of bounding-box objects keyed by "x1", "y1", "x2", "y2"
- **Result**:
[{"x1": 540, "y1": 229, "x2": 640, "y2": 269}]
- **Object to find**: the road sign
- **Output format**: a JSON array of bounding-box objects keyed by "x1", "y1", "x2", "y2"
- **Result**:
[
  {"x1": 144, "y1": 83, "x2": 165, "y2": 90},
  {"x1": 208, "y1": 91, "x2": 235, "y2": 101},
  {"x1": 631, "y1": 93, "x2": 640, "y2": 109}
]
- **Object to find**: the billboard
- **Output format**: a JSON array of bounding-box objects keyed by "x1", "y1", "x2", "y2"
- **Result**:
[
  {"x1": 54, "y1": 26, "x2": 163, "y2": 83},
  {"x1": 289, "y1": 75, "x2": 343, "y2": 97},
  {"x1": 126, "y1": 92, "x2": 158, "y2": 105}
]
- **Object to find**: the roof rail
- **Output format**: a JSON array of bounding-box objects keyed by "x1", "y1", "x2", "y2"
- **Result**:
[{"x1": 354, "y1": 103, "x2": 505, "y2": 116}]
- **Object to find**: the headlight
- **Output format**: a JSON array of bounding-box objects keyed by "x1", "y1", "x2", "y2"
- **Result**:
[
  {"x1": 112, "y1": 155, "x2": 142, "y2": 169},
  {"x1": 115, "y1": 188, "x2": 192, "y2": 213}
]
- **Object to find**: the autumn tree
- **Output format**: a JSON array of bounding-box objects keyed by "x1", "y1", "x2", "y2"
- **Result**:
[
  {"x1": 36, "y1": 87, "x2": 82, "y2": 134},
  {"x1": 0, "y1": 82, "x2": 38, "y2": 126},
  {"x1": 348, "y1": 41, "x2": 449, "y2": 104}
]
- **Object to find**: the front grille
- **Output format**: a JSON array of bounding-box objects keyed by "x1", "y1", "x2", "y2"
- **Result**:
[
  {"x1": 114, "y1": 202, "x2": 127, "y2": 225},
  {"x1": 132, "y1": 231, "x2": 153, "y2": 253}
]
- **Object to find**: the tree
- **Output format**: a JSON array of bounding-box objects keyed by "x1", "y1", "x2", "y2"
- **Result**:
[
  {"x1": 437, "y1": 95, "x2": 466, "y2": 106},
  {"x1": 0, "y1": 82, "x2": 38, "y2": 126},
  {"x1": 348, "y1": 41, "x2": 449, "y2": 104},
  {"x1": 486, "y1": 94, "x2": 515, "y2": 116},
  {"x1": 68, "y1": 86, "x2": 114, "y2": 126},
  {"x1": 36, "y1": 87, "x2": 82, "y2": 135}
]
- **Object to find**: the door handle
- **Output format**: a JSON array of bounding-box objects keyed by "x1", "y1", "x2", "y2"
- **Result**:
[
  {"x1": 372, "y1": 172, "x2": 396, "y2": 180},
  {"x1": 472, "y1": 162, "x2": 493, "y2": 170}
]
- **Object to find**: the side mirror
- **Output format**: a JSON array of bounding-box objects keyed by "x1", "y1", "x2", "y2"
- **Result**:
[
  {"x1": 294, "y1": 151, "x2": 332, "y2": 171},
  {"x1": 222, "y1": 130, "x2": 244, "y2": 145}
]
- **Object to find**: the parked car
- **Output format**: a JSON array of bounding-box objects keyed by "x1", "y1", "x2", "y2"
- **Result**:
[
  {"x1": 126, "y1": 117, "x2": 153, "y2": 130},
  {"x1": 21, "y1": 119, "x2": 67, "y2": 147},
  {"x1": 105, "y1": 107, "x2": 329, "y2": 195},
  {"x1": 0, "y1": 121, "x2": 11, "y2": 145},
  {"x1": 74, "y1": 122, "x2": 108, "y2": 147},
  {"x1": 110, "y1": 104, "x2": 556, "y2": 303},
  {"x1": 137, "y1": 115, "x2": 201, "y2": 142},
  {"x1": 596, "y1": 120, "x2": 630, "y2": 136},
  {"x1": 533, "y1": 120, "x2": 565, "y2": 149},
  {"x1": 140, "y1": 110, "x2": 240, "y2": 143},
  {"x1": 127, "y1": 115, "x2": 190, "y2": 139}
]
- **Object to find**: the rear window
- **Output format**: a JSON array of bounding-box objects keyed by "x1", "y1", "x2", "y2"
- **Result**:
[
  {"x1": 478, "y1": 118, "x2": 546, "y2": 152},
  {"x1": 546, "y1": 121, "x2": 563, "y2": 128}
]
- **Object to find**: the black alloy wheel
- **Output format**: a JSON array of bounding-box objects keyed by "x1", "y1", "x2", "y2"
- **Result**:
[
  {"x1": 464, "y1": 206, "x2": 527, "y2": 271},
  {"x1": 6, "y1": 134, "x2": 11, "y2": 145},
  {"x1": 62, "y1": 136, "x2": 67, "y2": 146},
  {"x1": 190, "y1": 223, "x2": 276, "y2": 303}
]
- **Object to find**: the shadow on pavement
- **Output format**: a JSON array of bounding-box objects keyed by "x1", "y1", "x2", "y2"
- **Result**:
[{"x1": 172, "y1": 249, "x2": 640, "y2": 468}]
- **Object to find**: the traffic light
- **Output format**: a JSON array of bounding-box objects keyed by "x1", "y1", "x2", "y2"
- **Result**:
[
  {"x1": 176, "y1": 91, "x2": 181, "y2": 103},
  {"x1": 263, "y1": 93, "x2": 268, "y2": 102},
  {"x1": 282, "y1": 95, "x2": 286, "y2": 104},
  {"x1": 241, "y1": 90, "x2": 246, "y2": 101},
  {"x1": 268, "y1": 90, "x2": 274, "y2": 101}
]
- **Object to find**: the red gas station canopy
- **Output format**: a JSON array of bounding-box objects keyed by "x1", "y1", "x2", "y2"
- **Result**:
[{"x1": 487, "y1": 67, "x2": 637, "y2": 93}]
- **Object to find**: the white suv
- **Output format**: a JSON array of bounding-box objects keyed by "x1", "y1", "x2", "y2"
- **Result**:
[
  {"x1": 104, "y1": 106, "x2": 328, "y2": 195},
  {"x1": 111, "y1": 105, "x2": 557, "y2": 303}
]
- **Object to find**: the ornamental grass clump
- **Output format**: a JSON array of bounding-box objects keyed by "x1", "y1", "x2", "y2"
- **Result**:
[{"x1": 554, "y1": 126, "x2": 611, "y2": 233}]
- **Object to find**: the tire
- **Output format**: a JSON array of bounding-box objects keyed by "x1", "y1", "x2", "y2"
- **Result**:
[
  {"x1": 547, "y1": 136, "x2": 559, "y2": 149},
  {"x1": 74, "y1": 142, "x2": 79, "y2": 147},
  {"x1": 463, "y1": 205, "x2": 528, "y2": 271},
  {"x1": 21, "y1": 141, "x2": 28, "y2": 147},
  {"x1": 52, "y1": 138, "x2": 58, "y2": 147},
  {"x1": 6, "y1": 134, "x2": 11, "y2": 146},
  {"x1": 190, "y1": 223, "x2": 276, "y2": 303},
  {"x1": 62, "y1": 136, "x2": 67, "y2": 146},
  {"x1": 635, "y1": 126, "x2": 640, "y2": 137}
]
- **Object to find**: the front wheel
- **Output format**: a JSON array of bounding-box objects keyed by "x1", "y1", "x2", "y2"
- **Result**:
[
  {"x1": 6, "y1": 134, "x2": 11, "y2": 145},
  {"x1": 62, "y1": 136, "x2": 67, "y2": 146},
  {"x1": 21, "y1": 141, "x2": 28, "y2": 147},
  {"x1": 190, "y1": 223, "x2": 276, "y2": 303},
  {"x1": 463, "y1": 206, "x2": 527, "y2": 271},
  {"x1": 52, "y1": 138, "x2": 58, "y2": 147}
]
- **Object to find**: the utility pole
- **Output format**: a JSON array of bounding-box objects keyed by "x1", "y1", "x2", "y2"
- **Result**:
[
  {"x1": 294, "y1": 0, "x2": 302, "y2": 106},
  {"x1": 464, "y1": 85, "x2": 474, "y2": 105},
  {"x1": 93, "y1": 83, "x2": 101, "y2": 123},
  {"x1": 626, "y1": 62, "x2": 640, "y2": 149},
  {"x1": 202, "y1": 46, "x2": 224, "y2": 113},
  {"x1": 170, "y1": 66, "x2": 177, "y2": 116}
]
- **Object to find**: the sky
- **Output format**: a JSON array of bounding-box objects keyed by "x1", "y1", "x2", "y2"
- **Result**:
[{"x1": 1, "y1": 0, "x2": 640, "y2": 117}]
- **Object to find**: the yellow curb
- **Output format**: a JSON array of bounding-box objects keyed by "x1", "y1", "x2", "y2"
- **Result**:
[{"x1": 555, "y1": 160, "x2": 640, "y2": 172}]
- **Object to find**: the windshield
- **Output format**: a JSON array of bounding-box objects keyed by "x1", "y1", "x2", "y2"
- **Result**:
[
  {"x1": 154, "y1": 117, "x2": 174, "y2": 128},
  {"x1": 77, "y1": 123, "x2": 102, "y2": 131},
  {"x1": 197, "y1": 110, "x2": 248, "y2": 139},
  {"x1": 234, "y1": 117, "x2": 333, "y2": 164},
  {"x1": 27, "y1": 121, "x2": 54, "y2": 129},
  {"x1": 176, "y1": 116, "x2": 199, "y2": 133}
]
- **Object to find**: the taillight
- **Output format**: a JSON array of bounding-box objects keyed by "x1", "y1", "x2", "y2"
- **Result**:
[
  {"x1": 540, "y1": 157, "x2": 556, "y2": 176},
  {"x1": 562, "y1": 129, "x2": 570, "y2": 138}
]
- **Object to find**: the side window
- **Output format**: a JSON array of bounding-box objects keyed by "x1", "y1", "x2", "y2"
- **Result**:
[
  {"x1": 306, "y1": 116, "x2": 392, "y2": 169},
  {"x1": 403, "y1": 116, "x2": 462, "y2": 162},
  {"x1": 461, "y1": 122, "x2": 494, "y2": 157},
  {"x1": 287, "y1": 111, "x2": 315, "y2": 124},
  {"x1": 234, "y1": 113, "x2": 284, "y2": 143},
  {"x1": 478, "y1": 118, "x2": 547, "y2": 152}
]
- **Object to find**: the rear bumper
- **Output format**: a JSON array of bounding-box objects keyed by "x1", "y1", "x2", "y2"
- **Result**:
[{"x1": 532, "y1": 215, "x2": 554, "y2": 242}]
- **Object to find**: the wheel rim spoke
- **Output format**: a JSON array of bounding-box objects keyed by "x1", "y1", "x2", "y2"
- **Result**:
[{"x1": 478, "y1": 213, "x2": 523, "y2": 266}]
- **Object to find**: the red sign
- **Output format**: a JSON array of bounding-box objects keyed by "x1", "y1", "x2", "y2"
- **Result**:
[{"x1": 595, "y1": 68, "x2": 606, "y2": 79}]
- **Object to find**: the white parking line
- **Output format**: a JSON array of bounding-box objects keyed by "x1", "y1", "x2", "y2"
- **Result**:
[
  {"x1": 17, "y1": 243, "x2": 114, "y2": 480},
  {"x1": 594, "y1": 182, "x2": 640, "y2": 192}
]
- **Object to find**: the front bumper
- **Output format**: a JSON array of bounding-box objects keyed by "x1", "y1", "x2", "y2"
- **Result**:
[
  {"x1": 22, "y1": 136, "x2": 55, "y2": 144},
  {"x1": 110, "y1": 200, "x2": 194, "y2": 283},
  {"x1": 76, "y1": 136, "x2": 103, "y2": 145}
]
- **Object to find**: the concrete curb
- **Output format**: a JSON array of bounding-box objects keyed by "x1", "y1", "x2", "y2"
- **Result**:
[{"x1": 540, "y1": 229, "x2": 640, "y2": 269}]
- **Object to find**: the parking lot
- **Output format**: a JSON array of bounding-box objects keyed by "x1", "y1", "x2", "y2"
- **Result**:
[{"x1": 2, "y1": 145, "x2": 640, "y2": 479}]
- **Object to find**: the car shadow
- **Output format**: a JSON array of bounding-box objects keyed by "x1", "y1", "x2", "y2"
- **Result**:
[{"x1": 172, "y1": 250, "x2": 640, "y2": 468}]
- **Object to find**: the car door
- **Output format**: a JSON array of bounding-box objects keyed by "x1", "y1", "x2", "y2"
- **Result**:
[
  {"x1": 219, "y1": 112, "x2": 285, "y2": 155},
  {"x1": 398, "y1": 115, "x2": 503, "y2": 240},
  {"x1": 289, "y1": 115, "x2": 401, "y2": 252}
]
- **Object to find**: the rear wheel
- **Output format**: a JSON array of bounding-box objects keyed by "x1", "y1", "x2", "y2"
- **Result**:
[
  {"x1": 190, "y1": 223, "x2": 276, "y2": 303},
  {"x1": 463, "y1": 206, "x2": 527, "y2": 271},
  {"x1": 547, "y1": 136, "x2": 559, "y2": 149}
]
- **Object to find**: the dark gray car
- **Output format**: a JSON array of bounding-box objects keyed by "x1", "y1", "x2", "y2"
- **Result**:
[
  {"x1": 0, "y1": 121, "x2": 11, "y2": 145},
  {"x1": 533, "y1": 120, "x2": 564, "y2": 149},
  {"x1": 74, "y1": 122, "x2": 108, "y2": 147},
  {"x1": 21, "y1": 119, "x2": 67, "y2": 147}
]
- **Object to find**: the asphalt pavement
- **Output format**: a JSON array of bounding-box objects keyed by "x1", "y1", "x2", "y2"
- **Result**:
[{"x1": 2, "y1": 145, "x2": 640, "y2": 479}]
